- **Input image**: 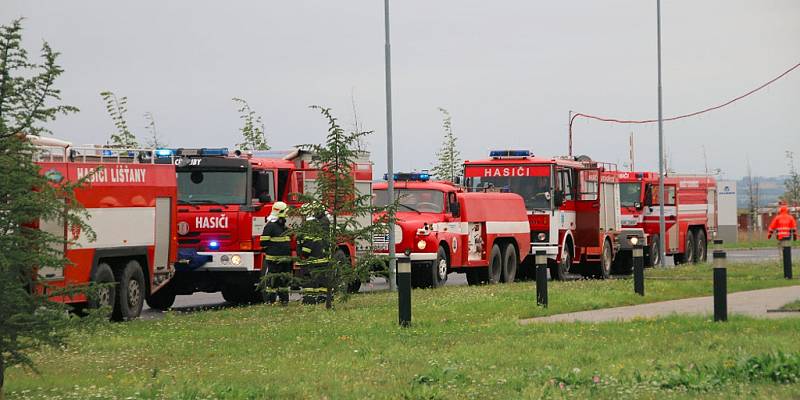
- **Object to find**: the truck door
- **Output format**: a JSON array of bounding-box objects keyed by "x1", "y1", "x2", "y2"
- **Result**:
[{"x1": 575, "y1": 168, "x2": 601, "y2": 250}]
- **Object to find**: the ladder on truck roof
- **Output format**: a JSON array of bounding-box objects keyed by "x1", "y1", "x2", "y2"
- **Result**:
[{"x1": 29, "y1": 135, "x2": 159, "y2": 164}]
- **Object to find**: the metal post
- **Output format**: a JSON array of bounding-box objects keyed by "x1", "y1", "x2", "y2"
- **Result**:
[
  {"x1": 535, "y1": 250, "x2": 548, "y2": 307},
  {"x1": 397, "y1": 256, "x2": 411, "y2": 326},
  {"x1": 633, "y1": 244, "x2": 644, "y2": 296},
  {"x1": 383, "y1": 0, "x2": 397, "y2": 291},
  {"x1": 781, "y1": 235, "x2": 792, "y2": 280},
  {"x1": 656, "y1": 0, "x2": 667, "y2": 269},
  {"x1": 712, "y1": 247, "x2": 727, "y2": 322}
]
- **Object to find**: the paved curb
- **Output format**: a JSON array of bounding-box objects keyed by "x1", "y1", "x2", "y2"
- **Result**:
[{"x1": 520, "y1": 285, "x2": 800, "y2": 324}]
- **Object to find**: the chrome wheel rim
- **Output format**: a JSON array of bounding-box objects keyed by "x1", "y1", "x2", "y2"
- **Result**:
[
  {"x1": 127, "y1": 279, "x2": 141, "y2": 308},
  {"x1": 437, "y1": 259, "x2": 447, "y2": 280}
]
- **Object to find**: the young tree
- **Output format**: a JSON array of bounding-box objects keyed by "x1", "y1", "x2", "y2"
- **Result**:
[
  {"x1": 782, "y1": 151, "x2": 800, "y2": 206},
  {"x1": 283, "y1": 106, "x2": 388, "y2": 309},
  {"x1": 232, "y1": 97, "x2": 269, "y2": 151},
  {"x1": 745, "y1": 159, "x2": 761, "y2": 239},
  {"x1": 100, "y1": 90, "x2": 138, "y2": 148},
  {"x1": 431, "y1": 107, "x2": 462, "y2": 182},
  {"x1": 143, "y1": 111, "x2": 166, "y2": 148},
  {"x1": 0, "y1": 19, "x2": 94, "y2": 395}
]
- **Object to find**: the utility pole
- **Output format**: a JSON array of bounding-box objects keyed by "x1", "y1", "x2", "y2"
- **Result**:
[
  {"x1": 656, "y1": 0, "x2": 667, "y2": 268},
  {"x1": 629, "y1": 132, "x2": 635, "y2": 172},
  {"x1": 384, "y1": 0, "x2": 397, "y2": 290}
]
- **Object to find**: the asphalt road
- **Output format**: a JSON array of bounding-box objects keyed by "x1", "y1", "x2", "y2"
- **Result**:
[{"x1": 140, "y1": 247, "x2": 799, "y2": 319}]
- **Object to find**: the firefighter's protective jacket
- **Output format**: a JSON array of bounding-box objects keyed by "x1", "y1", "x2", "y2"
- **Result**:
[
  {"x1": 768, "y1": 205, "x2": 798, "y2": 240},
  {"x1": 260, "y1": 219, "x2": 291, "y2": 261},
  {"x1": 298, "y1": 215, "x2": 331, "y2": 266}
]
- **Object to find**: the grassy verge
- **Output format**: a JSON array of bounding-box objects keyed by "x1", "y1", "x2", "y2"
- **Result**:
[
  {"x1": 723, "y1": 239, "x2": 780, "y2": 250},
  {"x1": 780, "y1": 299, "x2": 800, "y2": 311},
  {"x1": 5, "y1": 262, "x2": 800, "y2": 399}
]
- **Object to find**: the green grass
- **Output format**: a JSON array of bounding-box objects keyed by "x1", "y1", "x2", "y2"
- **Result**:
[
  {"x1": 723, "y1": 239, "x2": 781, "y2": 250},
  {"x1": 780, "y1": 299, "x2": 800, "y2": 311},
  {"x1": 5, "y1": 262, "x2": 800, "y2": 399}
]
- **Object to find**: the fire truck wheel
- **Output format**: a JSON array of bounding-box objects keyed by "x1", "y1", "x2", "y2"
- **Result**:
[
  {"x1": 466, "y1": 270, "x2": 481, "y2": 285},
  {"x1": 431, "y1": 247, "x2": 449, "y2": 288},
  {"x1": 550, "y1": 250, "x2": 571, "y2": 281},
  {"x1": 501, "y1": 243, "x2": 518, "y2": 283},
  {"x1": 347, "y1": 279, "x2": 362, "y2": 293},
  {"x1": 89, "y1": 262, "x2": 116, "y2": 315},
  {"x1": 487, "y1": 244, "x2": 503, "y2": 284},
  {"x1": 113, "y1": 260, "x2": 145, "y2": 321},
  {"x1": 146, "y1": 286, "x2": 176, "y2": 311},
  {"x1": 694, "y1": 229, "x2": 707, "y2": 263},
  {"x1": 647, "y1": 235, "x2": 661, "y2": 267},
  {"x1": 597, "y1": 239, "x2": 613, "y2": 279},
  {"x1": 684, "y1": 230, "x2": 696, "y2": 265}
]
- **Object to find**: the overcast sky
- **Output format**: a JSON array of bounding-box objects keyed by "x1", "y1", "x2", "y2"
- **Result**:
[{"x1": 4, "y1": 1, "x2": 799, "y2": 179}]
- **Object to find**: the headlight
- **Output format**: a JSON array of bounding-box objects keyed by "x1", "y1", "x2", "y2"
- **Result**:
[
  {"x1": 230, "y1": 255, "x2": 242, "y2": 265},
  {"x1": 537, "y1": 232, "x2": 547, "y2": 241},
  {"x1": 220, "y1": 255, "x2": 230, "y2": 265},
  {"x1": 417, "y1": 240, "x2": 427, "y2": 250},
  {"x1": 629, "y1": 236, "x2": 639, "y2": 246}
]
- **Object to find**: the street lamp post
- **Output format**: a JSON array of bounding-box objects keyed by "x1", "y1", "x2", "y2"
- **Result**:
[
  {"x1": 656, "y1": 0, "x2": 667, "y2": 268},
  {"x1": 384, "y1": 0, "x2": 397, "y2": 290}
]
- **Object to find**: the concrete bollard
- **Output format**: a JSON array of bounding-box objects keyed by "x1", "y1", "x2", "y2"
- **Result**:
[
  {"x1": 397, "y1": 255, "x2": 411, "y2": 327},
  {"x1": 781, "y1": 231, "x2": 793, "y2": 280},
  {"x1": 633, "y1": 243, "x2": 644, "y2": 296},
  {"x1": 535, "y1": 250, "x2": 548, "y2": 307},
  {"x1": 712, "y1": 245, "x2": 727, "y2": 322}
]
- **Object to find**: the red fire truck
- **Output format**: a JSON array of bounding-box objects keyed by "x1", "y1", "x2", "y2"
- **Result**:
[
  {"x1": 463, "y1": 150, "x2": 643, "y2": 280},
  {"x1": 153, "y1": 148, "x2": 372, "y2": 306},
  {"x1": 372, "y1": 172, "x2": 530, "y2": 287},
  {"x1": 32, "y1": 136, "x2": 177, "y2": 320},
  {"x1": 615, "y1": 171, "x2": 717, "y2": 266}
]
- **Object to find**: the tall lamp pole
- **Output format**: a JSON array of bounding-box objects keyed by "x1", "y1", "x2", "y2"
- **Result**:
[
  {"x1": 656, "y1": 0, "x2": 667, "y2": 268},
  {"x1": 384, "y1": 0, "x2": 397, "y2": 290}
]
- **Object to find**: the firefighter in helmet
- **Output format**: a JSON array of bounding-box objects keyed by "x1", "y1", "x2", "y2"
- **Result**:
[
  {"x1": 767, "y1": 204, "x2": 798, "y2": 241},
  {"x1": 297, "y1": 202, "x2": 332, "y2": 304},
  {"x1": 260, "y1": 201, "x2": 292, "y2": 304}
]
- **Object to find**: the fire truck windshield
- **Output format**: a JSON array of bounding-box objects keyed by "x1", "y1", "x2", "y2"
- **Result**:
[
  {"x1": 619, "y1": 182, "x2": 642, "y2": 207},
  {"x1": 466, "y1": 176, "x2": 552, "y2": 210},
  {"x1": 373, "y1": 189, "x2": 444, "y2": 213},
  {"x1": 177, "y1": 170, "x2": 248, "y2": 205}
]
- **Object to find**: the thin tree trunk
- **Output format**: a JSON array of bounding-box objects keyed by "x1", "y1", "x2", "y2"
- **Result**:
[{"x1": 0, "y1": 356, "x2": 5, "y2": 400}]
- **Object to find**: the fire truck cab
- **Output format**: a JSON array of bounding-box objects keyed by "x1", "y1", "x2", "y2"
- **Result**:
[
  {"x1": 32, "y1": 136, "x2": 178, "y2": 320},
  {"x1": 616, "y1": 171, "x2": 717, "y2": 266},
  {"x1": 154, "y1": 147, "x2": 372, "y2": 305},
  {"x1": 372, "y1": 172, "x2": 530, "y2": 287},
  {"x1": 463, "y1": 150, "x2": 643, "y2": 279}
]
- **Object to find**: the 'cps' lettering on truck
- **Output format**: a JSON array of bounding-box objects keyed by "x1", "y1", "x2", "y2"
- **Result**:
[{"x1": 196, "y1": 215, "x2": 229, "y2": 229}]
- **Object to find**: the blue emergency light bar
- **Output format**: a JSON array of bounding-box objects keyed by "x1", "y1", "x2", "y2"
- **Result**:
[
  {"x1": 154, "y1": 148, "x2": 175, "y2": 157},
  {"x1": 208, "y1": 241, "x2": 220, "y2": 250},
  {"x1": 199, "y1": 148, "x2": 228, "y2": 156},
  {"x1": 489, "y1": 150, "x2": 531, "y2": 159},
  {"x1": 384, "y1": 172, "x2": 431, "y2": 182}
]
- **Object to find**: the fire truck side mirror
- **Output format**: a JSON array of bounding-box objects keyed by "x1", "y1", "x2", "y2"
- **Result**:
[
  {"x1": 258, "y1": 193, "x2": 272, "y2": 203},
  {"x1": 453, "y1": 176, "x2": 462, "y2": 185}
]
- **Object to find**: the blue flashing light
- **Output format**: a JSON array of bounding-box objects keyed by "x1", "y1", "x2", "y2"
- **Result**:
[
  {"x1": 489, "y1": 150, "x2": 531, "y2": 159},
  {"x1": 200, "y1": 148, "x2": 229, "y2": 156},
  {"x1": 389, "y1": 172, "x2": 431, "y2": 182},
  {"x1": 155, "y1": 148, "x2": 175, "y2": 157},
  {"x1": 102, "y1": 149, "x2": 114, "y2": 156},
  {"x1": 208, "y1": 241, "x2": 220, "y2": 250}
]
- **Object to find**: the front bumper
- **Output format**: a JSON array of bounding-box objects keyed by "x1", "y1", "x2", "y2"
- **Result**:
[
  {"x1": 530, "y1": 244, "x2": 559, "y2": 258},
  {"x1": 194, "y1": 251, "x2": 256, "y2": 271},
  {"x1": 372, "y1": 251, "x2": 437, "y2": 262}
]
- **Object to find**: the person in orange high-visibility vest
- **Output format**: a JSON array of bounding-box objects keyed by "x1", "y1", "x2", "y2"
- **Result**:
[{"x1": 767, "y1": 204, "x2": 797, "y2": 241}]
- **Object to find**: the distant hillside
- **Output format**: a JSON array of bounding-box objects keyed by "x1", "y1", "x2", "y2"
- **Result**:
[{"x1": 735, "y1": 176, "x2": 788, "y2": 209}]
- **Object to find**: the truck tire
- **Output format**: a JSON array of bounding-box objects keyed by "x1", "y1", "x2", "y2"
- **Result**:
[
  {"x1": 146, "y1": 285, "x2": 176, "y2": 310},
  {"x1": 550, "y1": 250, "x2": 571, "y2": 281},
  {"x1": 487, "y1": 244, "x2": 503, "y2": 284},
  {"x1": 113, "y1": 260, "x2": 145, "y2": 321},
  {"x1": 694, "y1": 229, "x2": 707, "y2": 263},
  {"x1": 431, "y1": 247, "x2": 449, "y2": 288},
  {"x1": 646, "y1": 235, "x2": 661, "y2": 267},
  {"x1": 501, "y1": 243, "x2": 518, "y2": 283},
  {"x1": 684, "y1": 230, "x2": 696, "y2": 265},
  {"x1": 347, "y1": 279, "x2": 362, "y2": 293},
  {"x1": 89, "y1": 262, "x2": 116, "y2": 317},
  {"x1": 596, "y1": 239, "x2": 613, "y2": 279}
]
